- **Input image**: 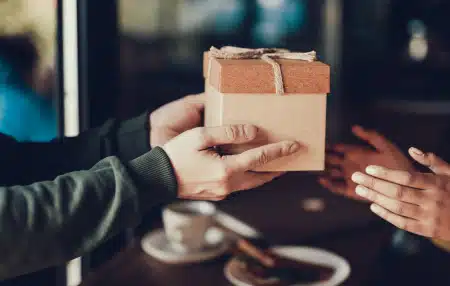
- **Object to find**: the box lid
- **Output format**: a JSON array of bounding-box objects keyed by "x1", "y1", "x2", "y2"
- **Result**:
[{"x1": 203, "y1": 51, "x2": 330, "y2": 94}]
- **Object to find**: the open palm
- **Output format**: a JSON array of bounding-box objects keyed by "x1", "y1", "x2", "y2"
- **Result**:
[{"x1": 319, "y1": 125, "x2": 414, "y2": 201}]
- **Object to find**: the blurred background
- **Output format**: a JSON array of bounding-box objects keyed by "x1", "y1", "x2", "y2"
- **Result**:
[
  {"x1": 117, "y1": 0, "x2": 450, "y2": 151},
  {"x1": 1, "y1": 0, "x2": 449, "y2": 144},
  {"x1": 0, "y1": 0, "x2": 449, "y2": 284},
  {"x1": 118, "y1": 0, "x2": 325, "y2": 117}
]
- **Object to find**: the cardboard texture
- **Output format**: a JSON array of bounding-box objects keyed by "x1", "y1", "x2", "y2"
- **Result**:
[
  {"x1": 204, "y1": 51, "x2": 329, "y2": 171},
  {"x1": 203, "y1": 52, "x2": 330, "y2": 94}
]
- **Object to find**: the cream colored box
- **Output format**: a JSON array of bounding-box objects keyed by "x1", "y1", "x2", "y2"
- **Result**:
[
  {"x1": 203, "y1": 48, "x2": 329, "y2": 172},
  {"x1": 205, "y1": 83, "x2": 327, "y2": 172}
]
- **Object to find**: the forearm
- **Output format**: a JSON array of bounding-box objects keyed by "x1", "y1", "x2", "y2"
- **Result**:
[
  {"x1": 0, "y1": 147, "x2": 176, "y2": 280},
  {"x1": 0, "y1": 112, "x2": 151, "y2": 186}
]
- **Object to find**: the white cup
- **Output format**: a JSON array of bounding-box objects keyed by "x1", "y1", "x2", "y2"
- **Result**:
[{"x1": 162, "y1": 201, "x2": 217, "y2": 252}]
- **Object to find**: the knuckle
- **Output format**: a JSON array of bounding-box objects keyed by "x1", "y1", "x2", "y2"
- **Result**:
[
  {"x1": 393, "y1": 185, "x2": 405, "y2": 199},
  {"x1": 403, "y1": 172, "x2": 413, "y2": 186},
  {"x1": 365, "y1": 191, "x2": 376, "y2": 201},
  {"x1": 427, "y1": 153, "x2": 439, "y2": 166},
  {"x1": 394, "y1": 203, "x2": 405, "y2": 216},
  {"x1": 367, "y1": 177, "x2": 376, "y2": 189},
  {"x1": 225, "y1": 125, "x2": 240, "y2": 141},
  {"x1": 257, "y1": 151, "x2": 270, "y2": 166}
]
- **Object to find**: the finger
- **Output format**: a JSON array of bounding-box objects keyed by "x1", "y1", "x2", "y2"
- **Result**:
[
  {"x1": 193, "y1": 125, "x2": 258, "y2": 150},
  {"x1": 370, "y1": 204, "x2": 431, "y2": 238},
  {"x1": 352, "y1": 171, "x2": 426, "y2": 204},
  {"x1": 184, "y1": 93, "x2": 206, "y2": 109},
  {"x1": 333, "y1": 144, "x2": 361, "y2": 154},
  {"x1": 328, "y1": 168, "x2": 344, "y2": 179},
  {"x1": 355, "y1": 185, "x2": 424, "y2": 219},
  {"x1": 319, "y1": 177, "x2": 367, "y2": 202},
  {"x1": 364, "y1": 165, "x2": 437, "y2": 190},
  {"x1": 319, "y1": 177, "x2": 346, "y2": 194},
  {"x1": 325, "y1": 154, "x2": 345, "y2": 166},
  {"x1": 225, "y1": 141, "x2": 301, "y2": 171},
  {"x1": 351, "y1": 125, "x2": 394, "y2": 152},
  {"x1": 325, "y1": 155, "x2": 359, "y2": 177},
  {"x1": 236, "y1": 172, "x2": 285, "y2": 191},
  {"x1": 409, "y1": 147, "x2": 450, "y2": 176}
]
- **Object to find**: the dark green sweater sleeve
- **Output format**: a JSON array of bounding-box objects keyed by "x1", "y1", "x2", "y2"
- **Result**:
[
  {"x1": 0, "y1": 112, "x2": 151, "y2": 187},
  {"x1": 0, "y1": 147, "x2": 177, "y2": 280}
]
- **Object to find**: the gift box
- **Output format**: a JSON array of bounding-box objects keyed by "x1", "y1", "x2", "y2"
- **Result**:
[{"x1": 203, "y1": 46, "x2": 330, "y2": 171}]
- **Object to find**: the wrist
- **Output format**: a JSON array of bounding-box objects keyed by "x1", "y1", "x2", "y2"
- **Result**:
[{"x1": 128, "y1": 147, "x2": 178, "y2": 212}]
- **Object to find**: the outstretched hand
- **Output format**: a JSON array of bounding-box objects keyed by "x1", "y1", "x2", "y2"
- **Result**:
[
  {"x1": 352, "y1": 147, "x2": 450, "y2": 241},
  {"x1": 319, "y1": 125, "x2": 414, "y2": 201}
]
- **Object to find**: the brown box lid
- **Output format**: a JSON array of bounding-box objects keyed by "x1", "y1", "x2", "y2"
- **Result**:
[{"x1": 203, "y1": 51, "x2": 330, "y2": 94}]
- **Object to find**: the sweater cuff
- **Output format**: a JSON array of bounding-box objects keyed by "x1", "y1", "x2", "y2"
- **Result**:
[
  {"x1": 127, "y1": 147, "x2": 178, "y2": 213},
  {"x1": 116, "y1": 112, "x2": 151, "y2": 161}
]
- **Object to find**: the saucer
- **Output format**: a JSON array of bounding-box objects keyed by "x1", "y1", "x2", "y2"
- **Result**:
[
  {"x1": 141, "y1": 228, "x2": 229, "y2": 264},
  {"x1": 224, "y1": 246, "x2": 351, "y2": 286}
]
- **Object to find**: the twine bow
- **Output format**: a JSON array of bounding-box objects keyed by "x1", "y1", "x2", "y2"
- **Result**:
[{"x1": 208, "y1": 46, "x2": 316, "y2": 95}]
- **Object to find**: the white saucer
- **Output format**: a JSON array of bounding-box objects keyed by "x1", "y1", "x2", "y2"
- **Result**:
[
  {"x1": 141, "y1": 228, "x2": 229, "y2": 264},
  {"x1": 225, "y1": 246, "x2": 351, "y2": 286}
]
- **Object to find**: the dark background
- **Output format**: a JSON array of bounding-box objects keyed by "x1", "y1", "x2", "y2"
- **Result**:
[
  {"x1": 108, "y1": 0, "x2": 450, "y2": 152},
  {"x1": 113, "y1": 0, "x2": 450, "y2": 115}
]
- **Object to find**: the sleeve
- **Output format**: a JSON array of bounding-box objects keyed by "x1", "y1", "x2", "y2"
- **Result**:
[
  {"x1": 0, "y1": 112, "x2": 152, "y2": 186},
  {"x1": 0, "y1": 147, "x2": 177, "y2": 280}
]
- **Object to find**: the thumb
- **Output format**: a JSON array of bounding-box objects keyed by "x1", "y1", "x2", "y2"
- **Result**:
[
  {"x1": 184, "y1": 93, "x2": 206, "y2": 110},
  {"x1": 193, "y1": 125, "x2": 258, "y2": 150},
  {"x1": 408, "y1": 147, "x2": 450, "y2": 176},
  {"x1": 352, "y1": 125, "x2": 393, "y2": 152},
  {"x1": 224, "y1": 140, "x2": 301, "y2": 171}
]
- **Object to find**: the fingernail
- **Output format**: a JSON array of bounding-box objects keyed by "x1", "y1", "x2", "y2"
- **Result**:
[
  {"x1": 351, "y1": 172, "x2": 365, "y2": 184},
  {"x1": 409, "y1": 147, "x2": 424, "y2": 156},
  {"x1": 288, "y1": 142, "x2": 301, "y2": 153},
  {"x1": 355, "y1": 185, "x2": 368, "y2": 197},
  {"x1": 366, "y1": 165, "x2": 382, "y2": 176},
  {"x1": 370, "y1": 204, "x2": 381, "y2": 214}
]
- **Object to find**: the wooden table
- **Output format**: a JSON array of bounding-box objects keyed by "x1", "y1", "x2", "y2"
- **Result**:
[
  {"x1": 80, "y1": 171, "x2": 450, "y2": 286},
  {"x1": 79, "y1": 173, "x2": 399, "y2": 286}
]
